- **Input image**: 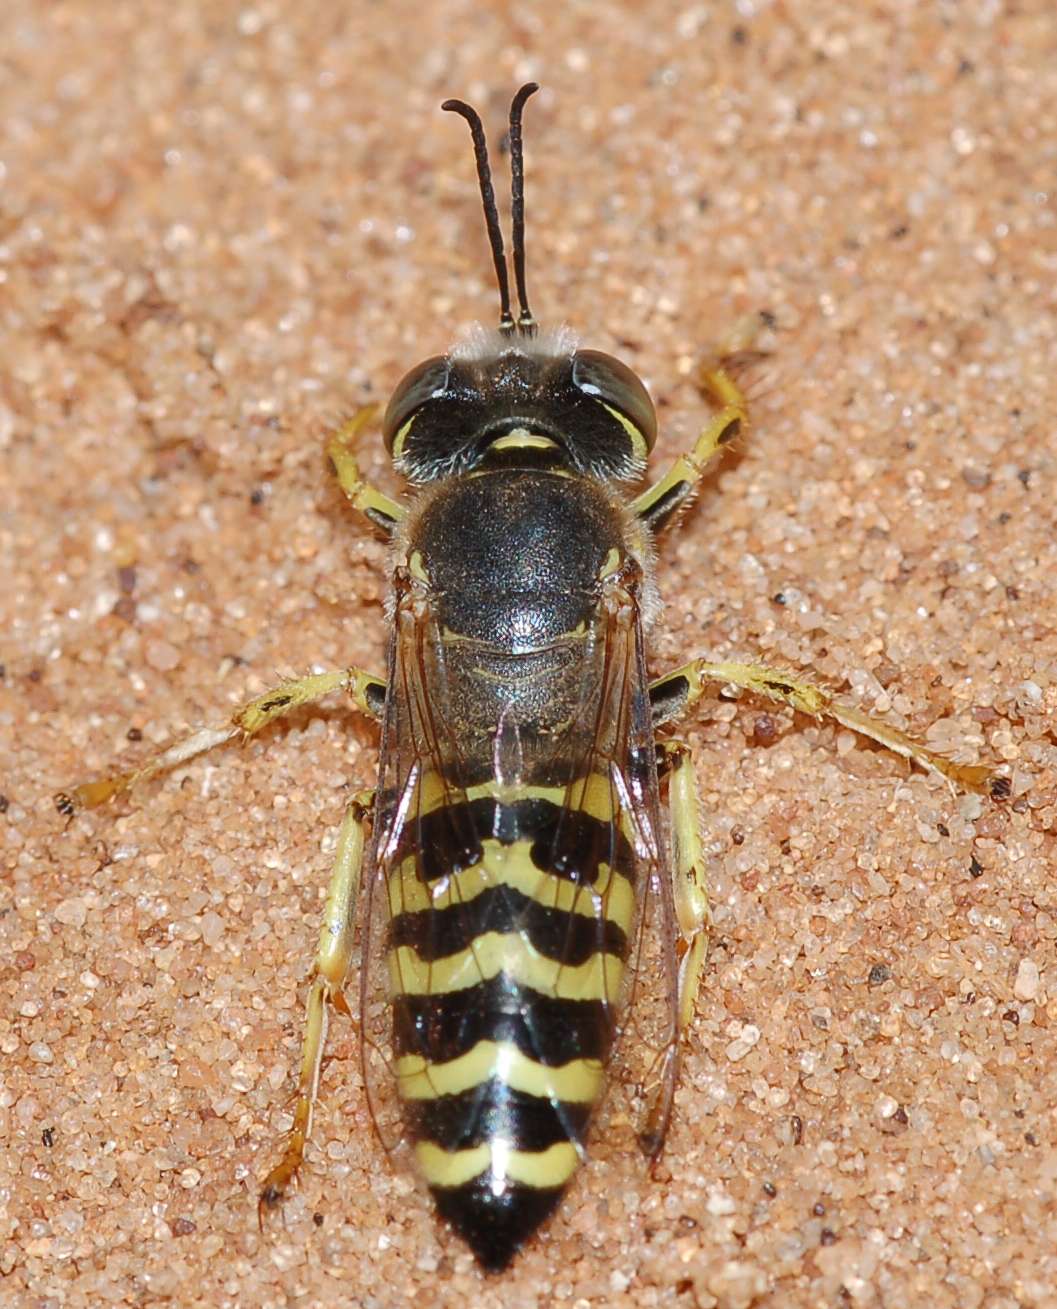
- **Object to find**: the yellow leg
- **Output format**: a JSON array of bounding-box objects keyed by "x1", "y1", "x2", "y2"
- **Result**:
[
  {"x1": 55, "y1": 666, "x2": 386, "y2": 814},
  {"x1": 657, "y1": 741, "x2": 711, "y2": 1037},
  {"x1": 650, "y1": 658, "x2": 1003, "y2": 795},
  {"x1": 635, "y1": 740, "x2": 710, "y2": 1161},
  {"x1": 632, "y1": 316, "x2": 764, "y2": 534},
  {"x1": 327, "y1": 406, "x2": 405, "y2": 537},
  {"x1": 259, "y1": 789, "x2": 373, "y2": 1220}
]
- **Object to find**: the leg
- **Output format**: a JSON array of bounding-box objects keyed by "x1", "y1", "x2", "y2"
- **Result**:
[
  {"x1": 657, "y1": 741, "x2": 711, "y2": 1038},
  {"x1": 650, "y1": 658, "x2": 1000, "y2": 794},
  {"x1": 637, "y1": 739, "x2": 710, "y2": 1159},
  {"x1": 259, "y1": 789, "x2": 373, "y2": 1220},
  {"x1": 631, "y1": 315, "x2": 764, "y2": 535},
  {"x1": 327, "y1": 406, "x2": 405, "y2": 538},
  {"x1": 55, "y1": 666, "x2": 386, "y2": 813}
]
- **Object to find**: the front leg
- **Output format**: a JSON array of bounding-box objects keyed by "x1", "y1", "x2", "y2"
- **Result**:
[
  {"x1": 650, "y1": 658, "x2": 1004, "y2": 795},
  {"x1": 56, "y1": 665, "x2": 386, "y2": 813},
  {"x1": 327, "y1": 406, "x2": 405, "y2": 538},
  {"x1": 631, "y1": 315, "x2": 766, "y2": 536}
]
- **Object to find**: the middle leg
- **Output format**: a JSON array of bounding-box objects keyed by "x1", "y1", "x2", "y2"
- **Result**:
[
  {"x1": 650, "y1": 657, "x2": 999, "y2": 793},
  {"x1": 56, "y1": 665, "x2": 386, "y2": 813}
]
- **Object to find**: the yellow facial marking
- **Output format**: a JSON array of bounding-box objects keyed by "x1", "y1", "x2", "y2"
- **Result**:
[
  {"x1": 489, "y1": 431, "x2": 558, "y2": 452},
  {"x1": 391, "y1": 416, "x2": 415, "y2": 461},
  {"x1": 600, "y1": 402, "x2": 648, "y2": 462}
]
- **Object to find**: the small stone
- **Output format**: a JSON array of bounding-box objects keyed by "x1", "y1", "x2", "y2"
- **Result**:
[
  {"x1": 705, "y1": 1260, "x2": 769, "y2": 1308},
  {"x1": 145, "y1": 639, "x2": 182, "y2": 672},
  {"x1": 55, "y1": 897, "x2": 88, "y2": 928},
  {"x1": 876, "y1": 1094, "x2": 899, "y2": 1119},
  {"x1": 54, "y1": 1208, "x2": 84, "y2": 1234},
  {"x1": 725, "y1": 1024, "x2": 761, "y2": 1061},
  {"x1": 1014, "y1": 959, "x2": 1041, "y2": 1002},
  {"x1": 200, "y1": 911, "x2": 225, "y2": 947}
]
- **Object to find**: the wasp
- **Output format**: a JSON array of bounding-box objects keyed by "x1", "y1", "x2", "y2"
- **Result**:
[{"x1": 57, "y1": 85, "x2": 1004, "y2": 1271}]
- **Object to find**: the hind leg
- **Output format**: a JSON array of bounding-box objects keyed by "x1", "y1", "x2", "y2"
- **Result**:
[
  {"x1": 259, "y1": 788, "x2": 374, "y2": 1218},
  {"x1": 637, "y1": 737, "x2": 710, "y2": 1159}
]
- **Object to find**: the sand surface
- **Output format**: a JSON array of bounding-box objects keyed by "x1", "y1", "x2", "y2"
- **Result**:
[{"x1": 3, "y1": 2, "x2": 1057, "y2": 1305}]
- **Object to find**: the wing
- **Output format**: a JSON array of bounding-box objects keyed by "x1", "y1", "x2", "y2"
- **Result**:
[{"x1": 357, "y1": 571, "x2": 681, "y2": 1164}]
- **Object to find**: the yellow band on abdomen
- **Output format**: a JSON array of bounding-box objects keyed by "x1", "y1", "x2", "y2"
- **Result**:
[{"x1": 396, "y1": 1040, "x2": 604, "y2": 1102}]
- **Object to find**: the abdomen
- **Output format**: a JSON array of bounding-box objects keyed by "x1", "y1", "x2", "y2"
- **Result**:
[{"x1": 385, "y1": 775, "x2": 636, "y2": 1270}]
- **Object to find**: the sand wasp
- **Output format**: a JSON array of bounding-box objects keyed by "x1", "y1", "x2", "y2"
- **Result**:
[{"x1": 57, "y1": 85, "x2": 1004, "y2": 1270}]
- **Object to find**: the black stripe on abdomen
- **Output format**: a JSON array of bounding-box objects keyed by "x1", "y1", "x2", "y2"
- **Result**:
[
  {"x1": 394, "y1": 795, "x2": 636, "y2": 884},
  {"x1": 388, "y1": 883, "x2": 628, "y2": 964},
  {"x1": 405, "y1": 1079, "x2": 593, "y2": 1154},
  {"x1": 393, "y1": 973, "x2": 616, "y2": 1066}
]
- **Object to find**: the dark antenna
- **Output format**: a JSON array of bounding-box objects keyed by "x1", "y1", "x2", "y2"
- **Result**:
[
  {"x1": 509, "y1": 82, "x2": 540, "y2": 334},
  {"x1": 441, "y1": 96, "x2": 515, "y2": 332}
]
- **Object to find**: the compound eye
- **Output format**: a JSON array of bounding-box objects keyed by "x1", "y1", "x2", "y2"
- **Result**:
[
  {"x1": 382, "y1": 356, "x2": 452, "y2": 455},
  {"x1": 571, "y1": 349, "x2": 658, "y2": 454}
]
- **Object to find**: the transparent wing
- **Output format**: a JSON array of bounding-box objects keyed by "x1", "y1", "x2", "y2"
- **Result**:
[
  {"x1": 566, "y1": 587, "x2": 682, "y2": 1162},
  {"x1": 356, "y1": 574, "x2": 681, "y2": 1163},
  {"x1": 357, "y1": 592, "x2": 475, "y2": 1160}
]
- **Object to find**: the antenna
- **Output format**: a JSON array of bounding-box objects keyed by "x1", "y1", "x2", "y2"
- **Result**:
[
  {"x1": 509, "y1": 82, "x2": 539, "y2": 334},
  {"x1": 441, "y1": 96, "x2": 515, "y2": 332},
  {"x1": 442, "y1": 83, "x2": 541, "y2": 336}
]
